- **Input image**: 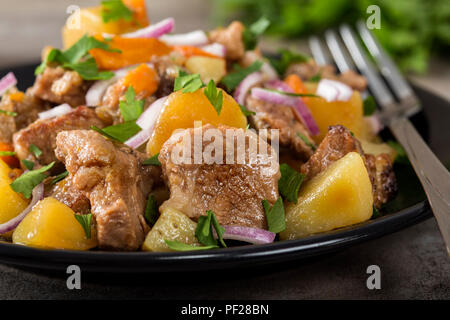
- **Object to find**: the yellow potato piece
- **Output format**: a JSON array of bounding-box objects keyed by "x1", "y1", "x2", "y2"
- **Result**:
[
  {"x1": 185, "y1": 56, "x2": 226, "y2": 84},
  {"x1": 142, "y1": 206, "x2": 199, "y2": 252},
  {"x1": 0, "y1": 159, "x2": 29, "y2": 239},
  {"x1": 146, "y1": 88, "x2": 247, "y2": 155},
  {"x1": 280, "y1": 152, "x2": 373, "y2": 240},
  {"x1": 305, "y1": 82, "x2": 368, "y2": 143},
  {"x1": 13, "y1": 198, "x2": 97, "y2": 250}
]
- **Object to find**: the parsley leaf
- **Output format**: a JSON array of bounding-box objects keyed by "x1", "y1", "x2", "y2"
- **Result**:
[
  {"x1": 10, "y1": 162, "x2": 55, "y2": 198},
  {"x1": 239, "y1": 104, "x2": 256, "y2": 116},
  {"x1": 221, "y1": 60, "x2": 263, "y2": 91},
  {"x1": 29, "y1": 144, "x2": 42, "y2": 158},
  {"x1": 51, "y1": 171, "x2": 69, "y2": 185},
  {"x1": 195, "y1": 210, "x2": 227, "y2": 248},
  {"x1": 101, "y1": 0, "x2": 133, "y2": 23},
  {"x1": 262, "y1": 197, "x2": 286, "y2": 233},
  {"x1": 21, "y1": 159, "x2": 34, "y2": 170},
  {"x1": 63, "y1": 58, "x2": 115, "y2": 81},
  {"x1": 363, "y1": 95, "x2": 377, "y2": 116},
  {"x1": 144, "y1": 195, "x2": 158, "y2": 226},
  {"x1": 119, "y1": 86, "x2": 144, "y2": 122},
  {"x1": 143, "y1": 153, "x2": 161, "y2": 166},
  {"x1": 371, "y1": 205, "x2": 382, "y2": 219},
  {"x1": 269, "y1": 49, "x2": 309, "y2": 76},
  {"x1": 387, "y1": 140, "x2": 409, "y2": 164},
  {"x1": 203, "y1": 80, "x2": 223, "y2": 116},
  {"x1": 265, "y1": 88, "x2": 318, "y2": 98},
  {"x1": 174, "y1": 72, "x2": 204, "y2": 93},
  {"x1": 0, "y1": 110, "x2": 17, "y2": 117},
  {"x1": 74, "y1": 213, "x2": 93, "y2": 239},
  {"x1": 297, "y1": 132, "x2": 316, "y2": 151},
  {"x1": 0, "y1": 151, "x2": 16, "y2": 157},
  {"x1": 278, "y1": 164, "x2": 305, "y2": 204},
  {"x1": 91, "y1": 122, "x2": 142, "y2": 143},
  {"x1": 309, "y1": 73, "x2": 322, "y2": 82},
  {"x1": 210, "y1": 210, "x2": 227, "y2": 248},
  {"x1": 242, "y1": 16, "x2": 271, "y2": 50},
  {"x1": 164, "y1": 240, "x2": 218, "y2": 251}
]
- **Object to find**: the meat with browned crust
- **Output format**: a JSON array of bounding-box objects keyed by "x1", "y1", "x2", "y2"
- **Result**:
[
  {"x1": 13, "y1": 106, "x2": 105, "y2": 169},
  {"x1": 46, "y1": 177, "x2": 91, "y2": 215},
  {"x1": 159, "y1": 124, "x2": 280, "y2": 229},
  {"x1": 301, "y1": 125, "x2": 397, "y2": 208},
  {"x1": 55, "y1": 130, "x2": 161, "y2": 250},
  {"x1": 245, "y1": 95, "x2": 316, "y2": 161},
  {"x1": 30, "y1": 66, "x2": 89, "y2": 107},
  {"x1": 209, "y1": 21, "x2": 245, "y2": 61}
]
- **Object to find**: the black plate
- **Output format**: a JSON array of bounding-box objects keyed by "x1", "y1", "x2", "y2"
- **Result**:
[{"x1": 0, "y1": 63, "x2": 448, "y2": 273}]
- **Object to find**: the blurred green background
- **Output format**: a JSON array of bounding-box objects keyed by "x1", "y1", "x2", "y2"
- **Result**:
[{"x1": 212, "y1": 0, "x2": 450, "y2": 73}]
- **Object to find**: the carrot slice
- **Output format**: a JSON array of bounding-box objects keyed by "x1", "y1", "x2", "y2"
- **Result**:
[
  {"x1": 121, "y1": 63, "x2": 158, "y2": 97},
  {"x1": 123, "y1": 0, "x2": 149, "y2": 27},
  {"x1": 284, "y1": 74, "x2": 310, "y2": 104},
  {"x1": 173, "y1": 45, "x2": 220, "y2": 59}
]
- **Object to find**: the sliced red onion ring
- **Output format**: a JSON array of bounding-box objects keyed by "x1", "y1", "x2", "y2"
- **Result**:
[
  {"x1": 251, "y1": 87, "x2": 319, "y2": 135},
  {"x1": 0, "y1": 183, "x2": 44, "y2": 234},
  {"x1": 220, "y1": 226, "x2": 276, "y2": 244},
  {"x1": 121, "y1": 17, "x2": 175, "y2": 38},
  {"x1": 364, "y1": 114, "x2": 383, "y2": 135},
  {"x1": 125, "y1": 96, "x2": 168, "y2": 148},
  {"x1": 199, "y1": 43, "x2": 226, "y2": 58},
  {"x1": 160, "y1": 30, "x2": 208, "y2": 46},
  {"x1": 0, "y1": 72, "x2": 17, "y2": 96},
  {"x1": 234, "y1": 72, "x2": 263, "y2": 105},
  {"x1": 38, "y1": 103, "x2": 72, "y2": 120},
  {"x1": 316, "y1": 79, "x2": 352, "y2": 102}
]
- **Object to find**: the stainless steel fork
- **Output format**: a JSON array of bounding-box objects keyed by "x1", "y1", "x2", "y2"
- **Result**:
[{"x1": 309, "y1": 21, "x2": 450, "y2": 255}]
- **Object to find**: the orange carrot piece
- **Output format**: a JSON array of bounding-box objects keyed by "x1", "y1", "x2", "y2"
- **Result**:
[
  {"x1": 123, "y1": 0, "x2": 149, "y2": 27},
  {"x1": 121, "y1": 63, "x2": 158, "y2": 97},
  {"x1": 173, "y1": 45, "x2": 220, "y2": 59},
  {"x1": 9, "y1": 92, "x2": 24, "y2": 102},
  {"x1": 0, "y1": 142, "x2": 19, "y2": 168},
  {"x1": 284, "y1": 74, "x2": 310, "y2": 104}
]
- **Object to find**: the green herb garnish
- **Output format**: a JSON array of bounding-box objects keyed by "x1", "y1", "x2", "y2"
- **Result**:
[
  {"x1": 297, "y1": 132, "x2": 316, "y2": 151},
  {"x1": 309, "y1": 73, "x2": 322, "y2": 82},
  {"x1": 10, "y1": 162, "x2": 55, "y2": 198},
  {"x1": 242, "y1": 16, "x2": 271, "y2": 50},
  {"x1": 143, "y1": 153, "x2": 161, "y2": 166},
  {"x1": 221, "y1": 60, "x2": 263, "y2": 91},
  {"x1": 262, "y1": 197, "x2": 286, "y2": 233},
  {"x1": 195, "y1": 210, "x2": 227, "y2": 248},
  {"x1": 91, "y1": 122, "x2": 142, "y2": 143},
  {"x1": 74, "y1": 213, "x2": 93, "y2": 239},
  {"x1": 51, "y1": 171, "x2": 69, "y2": 185},
  {"x1": 164, "y1": 240, "x2": 218, "y2": 251},
  {"x1": 266, "y1": 88, "x2": 318, "y2": 98},
  {"x1": 101, "y1": 0, "x2": 133, "y2": 23},
  {"x1": 363, "y1": 95, "x2": 377, "y2": 116},
  {"x1": 203, "y1": 80, "x2": 223, "y2": 116},
  {"x1": 174, "y1": 72, "x2": 204, "y2": 93},
  {"x1": 239, "y1": 104, "x2": 256, "y2": 116},
  {"x1": 269, "y1": 49, "x2": 309, "y2": 76},
  {"x1": 21, "y1": 159, "x2": 34, "y2": 170},
  {"x1": 0, "y1": 110, "x2": 17, "y2": 117},
  {"x1": 0, "y1": 151, "x2": 16, "y2": 157},
  {"x1": 144, "y1": 195, "x2": 158, "y2": 226},
  {"x1": 371, "y1": 205, "x2": 382, "y2": 219},
  {"x1": 278, "y1": 164, "x2": 305, "y2": 204},
  {"x1": 120, "y1": 86, "x2": 144, "y2": 122},
  {"x1": 387, "y1": 140, "x2": 408, "y2": 164},
  {"x1": 29, "y1": 144, "x2": 42, "y2": 158}
]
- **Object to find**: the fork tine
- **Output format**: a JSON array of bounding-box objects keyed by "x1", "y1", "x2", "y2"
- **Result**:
[
  {"x1": 308, "y1": 36, "x2": 332, "y2": 66},
  {"x1": 339, "y1": 24, "x2": 396, "y2": 112},
  {"x1": 356, "y1": 21, "x2": 420, "y2": 116},
  {"x1": 324, "y1": 29, "x2": 355, "y2": 73}
]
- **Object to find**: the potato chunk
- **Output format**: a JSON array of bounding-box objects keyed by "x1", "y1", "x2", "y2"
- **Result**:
[
  {"x1": 142, "y1": 207, "x2": 199, "y2": 252},
  {"x1": 185, "y1": 56, "x2": 226, "y2": 84},
  {"x1": 13, "y1": 198, "x2": 97, "y2": 250},
  {"x1": 280, "y1": 152, "x2": 373, "y2": 240},
  {"x1": 0, "y1": 159, "x2": 29, "y2": 238}
]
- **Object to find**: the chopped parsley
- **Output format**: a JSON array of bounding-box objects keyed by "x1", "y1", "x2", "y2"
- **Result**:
[
  {"x1": 91, "y1": 122, "x2": 142, "y2": 143},
  {"x1": 144, "y1": 195, "x2": 158, "y2": 226},
  {"x1": 221, "y1": 60, "x2": 263, "y2": 91},
  {"x1": 363, "y1": 95, "x2": 377, "y2": 116},
  {"x1": 387, "y1": 140, "x2": 409, "y2": 164},
  {"x1": 0, "y1": 110, "x2": 17, "y2": 117},
  {"x1": 266, "y1": 88, "x2": 318, "y2": 98},
  {"x1": 297, "y1": 132, "x2": 316, "y2": 151},
  {"x1": 101, "y1": 0, "x2": 133, "y2": 23},
  {"x1": 309, "y1": 73, "x2": 322, "y2": 82},
  {"x1": 35, "y1": 34, "x2": 118, "y2": 80},
  {"x1": 269, "y1": 49, "x2": 309, "y2": 76},
  {"x1": 242, "y1": 16, "x2": 271, "y2": 50},
  {"x1": 74, "y1": 213, "x2": 93, "y2": 239},
  {"x1": 21, "y1": 159, "x2": 34, "y2": 170},
  {"x1": 143, "y1": 153, "x2": 161, "y2": 166},
  {"x1": 174, "y1": 71, "x2": 204, "y2": 93},
  {"x1": 29, "y1": 144, "x2": 42, "y2": 158},
  {"x1": 51, "y1": 171, "x2": 69, "y2": 185},
  {"x1": 0, "y1": 151, "x2": 16, "y2": 157},
  {"x1": 10, "y1": 162, "x2": 55, "y2": 199},
  {"x1": 371, "y1": 205, "x2": 382, "y2": 219},
  {"x1": 164, "y1": 240, "x2": 218, "y2": 251},
  {"x1": 278, "y1": 164, "x2": 305, "y2": 204},
  {"x1": 262, "y1": 197, "x2": 286, "y2": 233},
  {"x1": 120, "y1": 86, "x2": 144, "y2": 122},
  {"x1": 203, "y1": 80, "x2": 223, "y2": 116},
  {"x1": 239, "y1": 104, "x2": 256, "y2": 116}
]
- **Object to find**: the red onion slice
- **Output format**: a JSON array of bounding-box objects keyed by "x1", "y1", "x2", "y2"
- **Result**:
[
  {"x1": 220, "y1": 226, "x2": 276, "y2": 244},
  {"x1": 0, "y1": 72, "x2": 17, "y2": 96},
  {"x1": 0, "y1": 183, "x2": 44, "y2": 234},
  {"x1": 125, "y1": 96, "x2": 168, "y2": 148},
  {"x1": 316, "y1": 79, "x2": 352, "y2": 102},
  {"x1": 251, "y1": 87, "x2": 319, "y2": 135},
  {"x1": 160, "y1": 30, "x2": 208, "y2": 46},
  {"x1": 234, "y1": 72, "x2": 263, "y2": 105},
  {"x1": 121, "y1": 17, "x2": 175, "y2": 38},
  {"x1": 38, "y1": 103, "x2": 72, "y2": 120},
  {"x1": 199, "y1": 43, "x2": 226, "y2": 58},
  {"x1": 85, "y1": 68, "x2": 132, "y2": 107}
]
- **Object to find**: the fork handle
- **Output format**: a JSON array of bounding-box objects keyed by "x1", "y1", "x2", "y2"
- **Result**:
[{"x1": 389, "y1": 118, "x2": 450, "y2": 255}]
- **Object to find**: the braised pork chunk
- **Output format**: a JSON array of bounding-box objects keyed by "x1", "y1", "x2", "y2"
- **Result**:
[
  {"x1": 55, "y1": 130, "x2": 161, "y2": 250},
  {"x1": 159, "y1": 125, "x2": 280, "y2": 229},
  {"x1": 209, "y1": 21, "x2": 245, "y2": 61}
]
